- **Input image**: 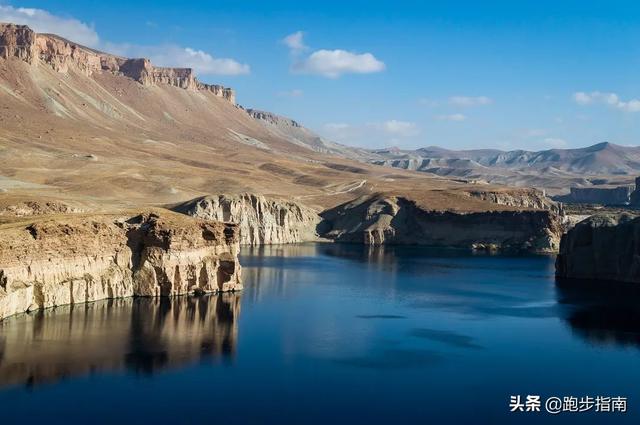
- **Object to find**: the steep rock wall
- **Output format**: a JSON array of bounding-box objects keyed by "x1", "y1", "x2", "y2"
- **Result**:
[
  {"x1": 0, "y1": 211, "x2": 242, "y2": 320},
  {"x1": 320, "y1": 194, "x2": 563, "y2": 252},
  {"x1": 173, "y1": 194, "x2": 321, "y2": 245},
  {"x1": 555, "y1": 186, "x2": 632, "y2": 205},
  {"x1": 555, "y1": 213, "x2": 640, "y2": 283},
  {"x1": 466, "y1": 188, "x2": 562, "y2": 213},
  {"x1": 0, "y1": 23, "x2": 235, "y2": 102}
]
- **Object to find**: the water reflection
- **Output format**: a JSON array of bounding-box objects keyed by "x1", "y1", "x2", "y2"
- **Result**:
[
  {"x1": 0, "y1": 294, "x2": 240, "y2": 388},
  {"x1": 555, "y1": 278, "x2": 640, "y2": 348}
]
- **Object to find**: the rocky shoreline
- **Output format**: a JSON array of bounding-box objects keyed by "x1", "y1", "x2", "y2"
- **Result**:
[
  {"x1": 319, "y1": 194, "x2": 562, "y2": 252},
  {"x1": 556, "y1": 213, "x2": 640, "y2": 283},
  {"x1": 0, "y1": 211, "x2": 242, "y2": 320},
  {"x1": 172, "y1": 193, "x2": 322, "y2": 245}
]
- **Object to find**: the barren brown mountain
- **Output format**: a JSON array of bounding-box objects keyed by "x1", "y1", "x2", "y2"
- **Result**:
[{"x1": 0, "y1": 23, "x2": 547, "y2": 215}]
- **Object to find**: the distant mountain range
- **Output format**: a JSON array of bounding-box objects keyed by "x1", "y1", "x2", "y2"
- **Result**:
[
  {"x1": 371, "y1": 142, "x2": 640, "y2": 175},
  {"x1": 248, "y1": 108, "x2": 640, "y2": 194},
  {"x1": 366, "y1": 142, "x2": 640, "y2": 194}
]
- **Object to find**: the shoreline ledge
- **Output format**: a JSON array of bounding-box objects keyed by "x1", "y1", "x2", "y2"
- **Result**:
[{"x1": 0, "y1": 210, "x2": 242, "y2": 320}]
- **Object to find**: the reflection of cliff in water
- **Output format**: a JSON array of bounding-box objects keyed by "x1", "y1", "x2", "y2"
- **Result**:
[
  {"x1": 0, "y1": 294, "x2": 240, "y2": 388},
  {"x1": 555, "y1": 279, "x2": 640, "y2": 348}
]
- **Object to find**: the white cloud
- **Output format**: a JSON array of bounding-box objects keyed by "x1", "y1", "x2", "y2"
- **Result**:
[
  {"x1": 321, "y1": 120, "x2": 419, "y2": 148},
  {"x1": 449, "y1": 96, "x2": 492, "y2": 107},
  {"x1": 283, "y1": 32, "x2": 385, "y2": 78},
  {"x1": 435, "y1": 113, "x2": 466, "y2": 122},
  {"x1": 542, "y1": 137, "x2": 568, "y2": 148},
  {"x1": 418, "y1": 97, "x2": 439, "y2": 107},
  {"x1": 573, "y1": 91, "x2": 640, "y2": 112},
  {"x1": 293, "y1": 49, "x2": 385, "y2": 78},
  {"x1": 0, "y1": 5, "x2": 249, "y2": 76},
  {"x1": 282, "y1": 31, "x2": 307, "y2": 53},
  {"x1": 0, "y1": 5, "x2": 99, "y2": 47}
]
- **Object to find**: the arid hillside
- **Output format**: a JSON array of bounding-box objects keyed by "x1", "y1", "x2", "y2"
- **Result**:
[{"x1": 0, "y1": 23, "x2": 553, "y2": 217}]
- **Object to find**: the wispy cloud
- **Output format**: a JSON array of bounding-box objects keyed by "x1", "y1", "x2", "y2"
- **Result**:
[
  {"x1": 573, "y1": 91, "x2": 640, "y2": 112},
  {"x1": 449, "y1": 96, "x2": 492, "y2": 107},
  {"x1": 435, "y1": 113, "x2": 466, "y2": 122},
  {"x1": 321, "y1": 120, "x2": 419, "y2": 147},
  {"x1": 418, "y1": 98, "x2": 439, "y2": 107},
  {"x1": 0, "y1": 5, "x2": 250, "y2": 76},
  {"x1": 377, "y1": 120, "x2": 419, "y2": 136},
  {"x1": 0, "y1": 5, "x2": 99, "y2": 47},
  {"x1": 277, "y1": 89, "x2": 304, "y2": 97},
  {"x1": 282, "y1": 31, "x2": 307, "y2": 53},
  {"x1": 284, "y1": 31, "x2": 385, "y2": 78},
  {"x1": 542, "y1": 137, "x2": 568, "y2": 148}
]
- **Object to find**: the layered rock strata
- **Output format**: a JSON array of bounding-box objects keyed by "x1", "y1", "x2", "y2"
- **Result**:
[
  {"x1": 0, "y1": 23, "x2": 235, "y2": 102},
  {"x1": 320, "y1": 194, "x2": 563, "y2": 252},
  {"x1": 466, "y1": 188, "x2": 562, "y2": 213},
  {"x1": 173, "y1": 194, "x2": 321, "y2": 245},
  {"x1": 0, "y1": 211, "x2": 242, "y2": 320},
  {"x1": 555, "y1": 213, "x2": 640, "y2": 283}
]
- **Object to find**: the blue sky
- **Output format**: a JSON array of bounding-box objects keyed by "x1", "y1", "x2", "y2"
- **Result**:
[{"x1": 2, "y1": 0, "x2": 640, "y2": 150}]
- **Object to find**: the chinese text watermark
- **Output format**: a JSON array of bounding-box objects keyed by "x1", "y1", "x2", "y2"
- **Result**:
[{"x1": 509, "y1": 395, "x2": 627, "y2": 414}]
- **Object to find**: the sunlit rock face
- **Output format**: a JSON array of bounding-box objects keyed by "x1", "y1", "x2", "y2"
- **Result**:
[
  {"x1": 0, "y1": 294, "x2": 240, "y2": 388},
  {"x1": 0, "y1": 23, "x2": 235, "y2": 103},
  {"x1": 174, "y1": 194, "x2": 321, "y2": 245},
  {"x1": 0, "y1": 211, "x2": 242, "y2": 320}
]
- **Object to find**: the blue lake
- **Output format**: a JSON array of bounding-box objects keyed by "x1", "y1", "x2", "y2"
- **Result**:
[{"x1": 0, "y1": 244, "x2": 639, "y2": 424}]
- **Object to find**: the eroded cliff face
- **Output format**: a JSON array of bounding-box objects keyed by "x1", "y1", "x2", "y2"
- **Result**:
[
  {"x1": 465, "y1": 188, "x2": 562, "y2": 213},
  {"x1": 320, "y1": 194, "x2": 563, "y2": 252},
  {"x1": 0, "y1": 23, "x2": 235, "y2": 102},
  {"x1": 0, "y1": 211, "x2": 242, "y2": 320},
  {"x1": 173, "y1": 194, "x2": 321, "y2": 245},
  {"x1": 555, "y1": 213, "x2": 640, "y2": 283}
]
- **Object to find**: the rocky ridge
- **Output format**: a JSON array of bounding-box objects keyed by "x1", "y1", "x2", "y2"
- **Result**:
[
  {"x1": 173, "y1": 194, "x2": 321, "y2": 245},
  {"x1": 465, "y1": 188, "x2": 561, "y2": 213},
  {"x1": 0, "y1": 23, "x2": 235, "y2": 102},
  {"x1": 0, "y1": 211, "x2": 242, "y2": 320}
]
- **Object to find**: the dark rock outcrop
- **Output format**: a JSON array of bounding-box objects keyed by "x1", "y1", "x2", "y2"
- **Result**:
[
  {"x1": 320, "y1": 194, "x2": 563, "y2": 252},
  {"x1": 555, "y1": 213, "x2": 640, "y2": 283},
  {"x1": 554, "y1": 186, "x2": 632, "y2": 205}
]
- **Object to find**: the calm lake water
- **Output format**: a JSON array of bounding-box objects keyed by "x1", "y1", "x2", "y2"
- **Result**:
[{"x1": 0, "y1": 244, "x2": 639, "y2": 424}]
